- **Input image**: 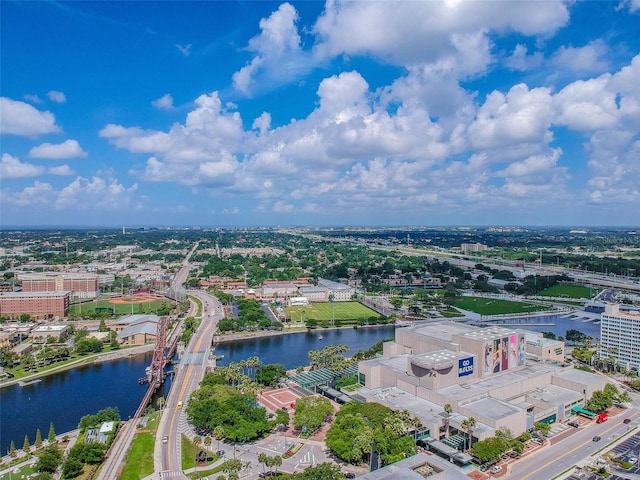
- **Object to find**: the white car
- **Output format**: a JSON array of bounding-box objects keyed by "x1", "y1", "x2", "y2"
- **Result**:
[{"x1": 490, "y1": 465, "x2": 503, "y2": 474}]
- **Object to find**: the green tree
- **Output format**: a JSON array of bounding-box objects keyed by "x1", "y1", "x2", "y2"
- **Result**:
[
  {"x1": 293, "y1": 463, "x2": 345, "y2": 479},
  {"x1": 47, "y1": 422, "x2": 56, "y2": 443},
  {"x1": 35, "y1": 428, "x2": 43, "y2": 448},
  {"x1": 471, "y1": 436, "x2": 508, "y2": 463},
  {"x1": 460, "y1": 417, "x2": 476, "y2": 449},
  {"x1": 187, "y1": 383, "x2": 271, "y2": 442},
  {"x1": 10, "y1": 440, "x2": 16, "y2": 457},
  {"x1": 293, "y1": 396, "x2": 333, "y2": 433},
  {"x1": 255, "y1": 364, "x2": 286, "y2": 386},
  {"x1": 36, "y1": 445, "x2": 62, "y2": 473},
  {"x1": 24, "y1": 434, "x2": 31, "y2": 453},
  {"x1": 534, "y1": 421, "x2": 551, "y2": 437},
  {"x1": 213, "y1": 425, "x2": 225, "y2": 452},
  {"x1": 326, "y1": 402, "x2": 417, "y2": 467},
  {"x1": 61, "y1": 456, "x2": 83, "y2": 478}
]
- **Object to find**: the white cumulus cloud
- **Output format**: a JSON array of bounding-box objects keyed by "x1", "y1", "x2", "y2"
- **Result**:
[
  {"x1": 0, "y1": 97, "x2": 60, "y2": 136},
  {"x1": 152, "y1": 94, "x2": 174, "y2": 110},
  {"x1": 47, "y1": 90, "x2": 67, "y2": 103},
  {"x1": 28, "y1": 139, "x2": 88, "y2": 159},
  {"x1": 0, "y1": 153, "x2": 45, "y2": 179},
  {"x1": 232, "y1": 2, "x2": 310, "y2": 94}
]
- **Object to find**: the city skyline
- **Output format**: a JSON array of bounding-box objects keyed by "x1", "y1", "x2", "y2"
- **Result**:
[{"x1": 1, "y1": 1, "x2": 640, "y2": 227}]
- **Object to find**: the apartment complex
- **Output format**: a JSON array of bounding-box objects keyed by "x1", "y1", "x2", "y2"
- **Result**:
[
  {"x1": 19, "y1": 272, "x2": 100, "y2": 299},
  {"x1": 600, "y1": 304, "x2": 640, "y2": 370},
  {"x1": 0, "y1": 291, "x2": 71, "y2": 320}
]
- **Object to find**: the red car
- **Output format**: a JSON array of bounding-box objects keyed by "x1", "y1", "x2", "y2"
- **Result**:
[{"x1": 624, "y1": 418, "x2": 631, "y2": 424}]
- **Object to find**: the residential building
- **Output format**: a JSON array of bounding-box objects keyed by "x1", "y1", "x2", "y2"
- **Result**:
[
  {"x1": 18, "y1": 272, "x2": 100, "y2": 299},
  {"x1": 317, "y1": 278, "x2": 355, "y2": 301},
  {"x1": 460, "y1": 243, "x2": 489, "y2": 253},
  {"x1": 0, "y1": 291, "x2": 71, "y2": 320},
  {"x1": 600, "y1": 304, "x2": 640, "y2": 370}
]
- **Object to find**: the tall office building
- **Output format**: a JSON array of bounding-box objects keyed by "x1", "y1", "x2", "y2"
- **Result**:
[{"x1": 600, "y1": 304, "x2": 640, "y2": 370}]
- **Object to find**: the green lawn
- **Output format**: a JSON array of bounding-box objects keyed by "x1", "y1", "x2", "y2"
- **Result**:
[
  {"x1": 454, "y1": 296, "x2": 550, "y2": 316},
  {"x1": 0, "y1": 461, "x2": 35, "y2": 480},
  {"x1": 285, "y1": 302, "x2": 378, "y2": 322},
  {"x1": 69, "y1": 299, "x2": 169, "y2": 315},
  {"x1": 188, "y1": 294, "x2": 203, "y2": 317},
  {"x1": 537, "y1": 284, "x2": 595, "y2": 299},
  {"x1": 119, "y1": 412, "x2": 161, "y2": 480}
]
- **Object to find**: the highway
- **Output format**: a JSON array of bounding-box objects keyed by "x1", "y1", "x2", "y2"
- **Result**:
[{"x1": 156, "y1": 290, "x2": 222, "y2": 479}]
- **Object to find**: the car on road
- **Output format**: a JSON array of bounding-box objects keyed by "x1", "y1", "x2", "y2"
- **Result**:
[
  {"x1": 345, "y1": 474, "x2": 356, "y2": 479},
  {"x1": 216, "y1": 450, "x2": 225, "y2": 457},
  {"x1": 162, "y1": 436, "x2": 168, "y2": 444},
  {"x1": 624, "y1": 418, "x2": 632, "y2": 424},
  {"x1": 568, "y1": 420, "x2": 580, "y2": 427},
  {"x1": 593, "y1": 436, "x2": 601, "y2": 442},
  {"x1": 490, "y1": 465, "x2": 503, "y2": 474},
  {"x1": 177, "y1": 401, "x2": 183, "y2": 409},
  {"x1": 627, "y1": 455, "x2": 637, "y2": 463}
]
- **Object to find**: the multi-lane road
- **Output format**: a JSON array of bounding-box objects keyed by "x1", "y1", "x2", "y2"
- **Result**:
[{"x1": 156, "y1": 290, "x2": 222, "y2": 479}]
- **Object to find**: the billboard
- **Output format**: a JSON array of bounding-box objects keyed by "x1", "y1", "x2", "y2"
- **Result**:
[
  {"x1": 484, "y1": 334, "x2": 526, "y2": 375},
  {"x1": 458, "y1": 357, "x2": 474, "y2": 377}
]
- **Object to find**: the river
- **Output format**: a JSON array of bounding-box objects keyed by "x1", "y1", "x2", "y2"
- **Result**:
[
  {"x1": 0, "y1": 315, "x2": 601, "y2": 453},
  {"x1": 0, "y1": 352, "x2": 174, "y2": 454},
  {"x1": 214, "y1": 325, "x2": 397, "y2": 370}
]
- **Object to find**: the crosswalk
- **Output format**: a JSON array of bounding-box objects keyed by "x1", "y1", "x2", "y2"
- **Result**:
[{"x1": 160, "y1": 470, "x2": 188, "y2": 478}]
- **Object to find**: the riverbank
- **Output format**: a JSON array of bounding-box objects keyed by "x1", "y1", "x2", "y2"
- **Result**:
[
  {"x1": 212, "y1": 322, "x2": 397, "y2": 344},
  {"x1": 0, "y1": 344, "x2": 154, "y2": 390}
]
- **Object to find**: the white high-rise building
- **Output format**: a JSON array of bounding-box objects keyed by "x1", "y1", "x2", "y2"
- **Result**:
[{"x1": 600, "y1": 304, "x2": 640, "y2": 371}]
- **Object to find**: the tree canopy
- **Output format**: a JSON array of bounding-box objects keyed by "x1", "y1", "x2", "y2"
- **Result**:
[
  {"x1": 186, "y1": 383, "x2": 272, "y2": 442},
  {"x1": 293, "y1": 396, "x2": 333, "y2": 433},
  {"x1": 325, "y1": 402, "x2": 417, "y2": 467}
]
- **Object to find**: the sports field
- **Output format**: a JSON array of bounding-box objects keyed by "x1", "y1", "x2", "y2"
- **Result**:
[
  {"x1": 69, "y1": 296, "x2": 169, "y2": 315},
  {"x1": 453, "y1": 296, "x2": 550, "y2": 316},
  {"x1": 537, "y1": 284, "x2": 594, "y2": 299},
  {"x1": 285, "y1": 301, "x2": 378, "y2": 322}
]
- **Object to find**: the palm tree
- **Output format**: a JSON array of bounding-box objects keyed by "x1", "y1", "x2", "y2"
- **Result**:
[
  {"x1": 156, "y1": 396, "x2": 165, "y2": 410},
  {"x1": 443, "y1": 404, "x2": 453, "y2": 438},
  {"x1": 213, "y1": 426, "x2": 225, "y2": 452},
  {"x1": 204, "y1": 436, "x2": 212, "y2": 451},
  {"x1": 460, "y1": 417, "x2": 476, "y2": 450}
]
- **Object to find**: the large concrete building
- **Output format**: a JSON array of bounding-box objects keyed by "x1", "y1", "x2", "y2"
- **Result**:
[
  {"x1": 355, "y1": 321, "x2": 606, "y2": 450},
  {"x1": 0, "y1": 291, "x2": 71, "y2": 320},
  {"x1": 600, "y1": 304, "x2": 640, "y2": 371},
  {"x1": 19, "y1": 272, "x2": 100, "y2": 299}
]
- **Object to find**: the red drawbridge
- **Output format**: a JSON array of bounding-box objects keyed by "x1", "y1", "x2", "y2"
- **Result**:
[
  {"x1": 147, "y1": 316, "x2": 168, "y2": 386},
  {"x1": 133, "y1": 316, "x2": 180, "y2": 419}
]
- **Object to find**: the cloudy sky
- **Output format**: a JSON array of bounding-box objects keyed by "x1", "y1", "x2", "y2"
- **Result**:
[{"x1": 1, "y1": 1, "x2": 639, "y2": 227}]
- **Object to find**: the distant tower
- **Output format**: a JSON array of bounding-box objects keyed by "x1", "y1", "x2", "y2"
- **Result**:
[{"x1": 122, "y1": 225, "x2": 126, "y2": 235}]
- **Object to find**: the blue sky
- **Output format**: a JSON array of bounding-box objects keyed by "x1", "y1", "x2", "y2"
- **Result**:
[{"x1": 1, "y1": 1, "x2": 639, "y2": 227}]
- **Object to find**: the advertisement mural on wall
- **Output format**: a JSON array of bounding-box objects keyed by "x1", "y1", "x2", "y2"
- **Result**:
[
  {"x1": 501, "y1": 337, "x2": 509, "y2": 371},
  {"x1": 518, "y1": 333, "x2": 526, "y2": 366},
  {"x1": 484, "y1": 341, "x2": 493, "y2": 375},
  {"x1": 508, "y1": 335, "x2": 518, "y2": 369},
  {"x1": 485, "y1": 334, "x2": 526, "y2": 375},
  {"x1": 458, "y1": 357, "x2": 474, "y2": 377}
]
